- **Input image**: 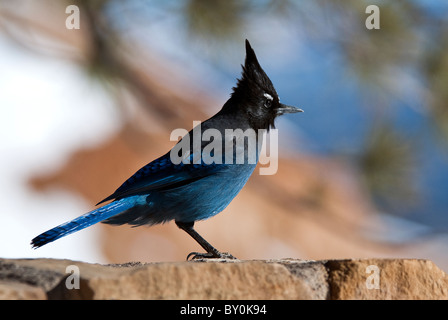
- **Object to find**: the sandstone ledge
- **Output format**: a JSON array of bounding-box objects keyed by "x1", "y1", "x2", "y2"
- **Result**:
[{"x1": 0, "y1": 258, "x2": 446, "y2": 300}]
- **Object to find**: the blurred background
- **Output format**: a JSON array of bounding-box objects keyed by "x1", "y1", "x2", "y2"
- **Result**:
[{"x1": 1, "y1": 0, "x2": 448, "y2": 270}]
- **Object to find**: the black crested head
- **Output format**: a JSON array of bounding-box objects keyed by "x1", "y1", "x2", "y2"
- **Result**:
[{"x1": 225, "y1": 39, "x2": 302, "y2": 131}]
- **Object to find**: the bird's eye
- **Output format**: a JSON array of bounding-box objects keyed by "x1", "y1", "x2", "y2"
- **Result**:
[
  {"x1": 264, "y1": 98, "x2": 272, "y2": 108},
  {"x1": 263, "y1": 93, "x2": 273, "y2": 108}
]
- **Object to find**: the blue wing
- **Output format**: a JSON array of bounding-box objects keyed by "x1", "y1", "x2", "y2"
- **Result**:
[{"x1": 97, "y1": 151, "x2": 226, "y2": 205}]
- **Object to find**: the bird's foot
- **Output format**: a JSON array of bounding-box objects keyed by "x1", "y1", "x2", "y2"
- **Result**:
[{"x1": 186, "y1": 251, "x2": 237, "y2": 261}]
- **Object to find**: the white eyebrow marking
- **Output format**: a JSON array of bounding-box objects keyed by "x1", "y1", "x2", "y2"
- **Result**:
[{"x1": 264, "y1": 93, "x2": 273, "y2": 101}]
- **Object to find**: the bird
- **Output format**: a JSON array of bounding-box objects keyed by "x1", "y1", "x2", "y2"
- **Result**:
[{"x1": 31, "y1": 39, "x2": 303, "y2": 260}]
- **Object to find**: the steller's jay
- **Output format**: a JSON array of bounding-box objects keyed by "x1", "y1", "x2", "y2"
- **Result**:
[{"x1": 31, "y1": 40, "x2": 303, "y2": 259}]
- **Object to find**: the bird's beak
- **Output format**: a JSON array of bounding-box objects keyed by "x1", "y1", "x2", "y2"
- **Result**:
[{"x1": 277, "y1": 103, "x2": 304, "y2": 116}]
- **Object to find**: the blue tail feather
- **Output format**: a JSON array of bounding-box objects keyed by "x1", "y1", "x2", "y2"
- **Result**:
[{"x1": 31, "y1": 196, "x2": 145, "y2": 248}]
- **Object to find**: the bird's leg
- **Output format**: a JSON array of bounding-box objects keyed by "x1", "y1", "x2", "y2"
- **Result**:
[{"x1": 175, "y1": 221, "x2": 237, "y2": 260}]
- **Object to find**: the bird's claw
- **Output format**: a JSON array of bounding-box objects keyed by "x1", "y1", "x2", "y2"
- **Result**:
[{"x1": 186, "y1": 251, "x2": 237, "y2": 261}]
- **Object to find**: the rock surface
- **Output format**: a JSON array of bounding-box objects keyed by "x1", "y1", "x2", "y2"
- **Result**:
[{"x1": 0, "y1": 258, "x2": 446, "y2": 300}]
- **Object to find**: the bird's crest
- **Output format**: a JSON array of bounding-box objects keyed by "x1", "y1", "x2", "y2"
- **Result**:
[{"x1": 232, "y1": 40, "x2": 277, "y2": 100}]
